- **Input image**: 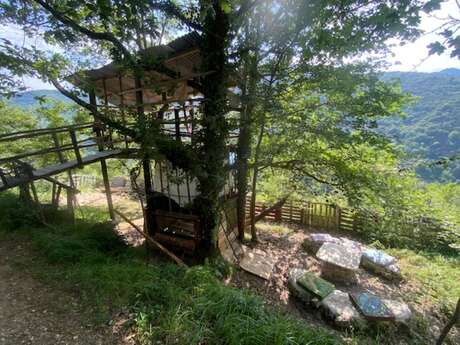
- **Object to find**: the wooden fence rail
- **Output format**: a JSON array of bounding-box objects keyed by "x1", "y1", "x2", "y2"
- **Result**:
[{"x1": 245, "y1": 198, "x2": 363, "y2": 233}]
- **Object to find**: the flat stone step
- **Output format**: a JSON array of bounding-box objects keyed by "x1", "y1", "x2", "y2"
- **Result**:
[
  {"x1": 320, "y1": 290, "x2": 365, "y2": 328},
  {"x1": 349, "y1": 292, "x2": 395, "y2": 321}
]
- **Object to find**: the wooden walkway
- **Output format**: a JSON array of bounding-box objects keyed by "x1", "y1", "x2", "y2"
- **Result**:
[{"x1": 0, "y1": 149, "x2": 125, "y2": 192}]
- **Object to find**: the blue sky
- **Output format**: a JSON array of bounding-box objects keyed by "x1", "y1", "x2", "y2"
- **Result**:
[{"x1": 2, "y1": 0, "x2": 460, "y2": 91}]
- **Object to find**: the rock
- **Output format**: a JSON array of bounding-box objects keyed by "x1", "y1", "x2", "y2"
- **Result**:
[
  {"x1": 287, "y1": 269, "x2": 335, "y2": 307},
  {"x1": 340, "y1": 237, "x2": 367, "y2": 254},
  {"x1": 302, "y1": 233, "x2": 341, "y2": 254},
  {"x1": 316, "y1": 243, "x2": 361, "y2": 284},
  {"x1": 297, "y1": 271, "x2": 335, "y2": 300},
  {"x1": 361, "y1": 249, "x2": 402, "y2": 280},
  {"x1": 382, "y1": 299, "x2": 412, "y2": 324},
  {"x1": 320, "y1": 290, "x2": 365, "y2": 328},
  {"x1": 349, "y1": 292, "x2": 394, "y2": 321},
  {"x1": 362, "y1": 248, "x2": 395, "y2": 266},
  {"x1": 287, "y1": 269, "x2": 315, "y2": 305}
]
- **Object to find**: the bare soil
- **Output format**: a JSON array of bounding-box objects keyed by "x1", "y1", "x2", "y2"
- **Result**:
[{"x1": 0, "y1": 238, "x2": 132, "y2": 345}]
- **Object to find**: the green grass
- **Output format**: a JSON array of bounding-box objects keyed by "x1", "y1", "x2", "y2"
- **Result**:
[
  {"x1": 0, "y1": 193, "x2": 340, "y2": 345},
  {"x1": 389, "y1": 248, "x2": 460, "y2": 312}
]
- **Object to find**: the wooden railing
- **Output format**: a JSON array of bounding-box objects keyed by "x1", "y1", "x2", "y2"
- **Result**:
[{"x1": 0, "y1": 122, "x2": 131, "y2": 187}]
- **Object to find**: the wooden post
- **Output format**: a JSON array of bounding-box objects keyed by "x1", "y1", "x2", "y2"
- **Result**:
[
  {"x1": 89, "y1": 90, "x2": 115, "y2": 221},
  {"x1": 118, "y1": 74, "x2": 129, "y2": 149},
  {"x1": 174, "y1": 108, "x2": 181, "y2": 142},
  {"x1": 52, "y1": 132, "x2": 75, "y2": 190},
  {"x1": 66, "y1": 188, "x2": 75, "y2": 221},
  {"x1": 275, "y1": 205, "x2": 282, "y2": 223},
  {"x1": 30, "y1": 182, "x2": 45, "y2": 222},
  {"x1": 336, "y1": 206, "x2": 341, "y2": 231},
  {"x1": 69, "y1": 129, "x2": 83, "y2": 167}
]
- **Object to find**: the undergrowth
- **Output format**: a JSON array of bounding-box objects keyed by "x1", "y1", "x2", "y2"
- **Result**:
[{"x1": 0, "y1": 193, "x2": 340, "y2": 345}]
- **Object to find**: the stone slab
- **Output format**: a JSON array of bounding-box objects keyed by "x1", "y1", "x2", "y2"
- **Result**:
[
  {"x1": 361, "y1": 249, "x2": 402, "y2": 280},
  {"x1": 321, "y1": 262, "x2": 357, "y2": 284},
  {"x1": 362, "y1": 248, "x2": 396, "y2": 267},
  {"x1": 382, "y1": 299, "x2": 412, "y2": 323},
  {"x1": 297, "y1": 272, "x2": 335, "y2": 300},
  {"x1": 320, "y1": 290, "x2": 365, "y2": 328},
  {"x1": 240, "y1": 251, "x2": 275, "y2": 280},
  {"x1": 288, "y1": 268, "x2": 316, "y2": 305},
  {"x1": 350, "y1": 292, "x2": 395, "y2": 321},
  {"x1": 340, "y1": 237, "x2": 367, "y2": 254},
  {"x1": 316, "y1": 243, "x2": 361, "y2": 271},
  {"x1": 302, "y1": 233, "x2": 341, "y2": 254}
]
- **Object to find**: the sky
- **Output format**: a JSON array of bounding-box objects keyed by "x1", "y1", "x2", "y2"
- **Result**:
[{"x1": 2, "y1": 0, "x2": 460, "y2": 91}]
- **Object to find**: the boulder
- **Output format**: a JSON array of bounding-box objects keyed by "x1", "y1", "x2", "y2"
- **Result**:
[
  {"x1": 302, "y1": 233, "x2": 341, "y2": 254},
  {"x1": 361, "y1": 249, "x2": 402, "y2": 280},
  {"x1": 349, "y1": 292, "x2": 395, "y2": 321},
  {"x1": 320, "y1": 290, "x2": 365, "y2": 328},
  {"x1": 340, "y1": 237, "x2": 367, "y2": 255},
  {"x1": 316, "y1": 243, "x2": 361, "y2": 284},
  {"x1": 382, "y1": 299, "x2": 412, "y2": 324},
  {"x1": 288, "y1": 269, "x2": 334, "y2": 307},
  {"x1": 288, "y1": 269, "x2": 315, "y2": 305}
]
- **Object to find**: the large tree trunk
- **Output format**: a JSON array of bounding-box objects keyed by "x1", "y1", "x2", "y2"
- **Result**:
[{"x1": 195, "y1": 1, "x2": 230, "y2": 257}]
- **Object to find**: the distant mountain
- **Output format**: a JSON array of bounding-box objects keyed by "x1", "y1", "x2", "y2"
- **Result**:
[
  {"x1": 438, "y1": 68, "x2": 460, "y2": 77},
  {"x1": 381, "y1": 68, "x2": 460, "y2": 182},
  {"x1": 7, "y1": 89, "x2": 71, "y2": 108}
]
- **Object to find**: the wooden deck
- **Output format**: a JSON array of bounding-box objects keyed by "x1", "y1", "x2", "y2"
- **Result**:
[{"x1": 0, "y1": 149, "x2": 125, "y2": 191}]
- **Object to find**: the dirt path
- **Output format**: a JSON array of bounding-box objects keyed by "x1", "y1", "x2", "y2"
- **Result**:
[{"x1": 0, "y1": 239, "x2": 128, "y2": 345}]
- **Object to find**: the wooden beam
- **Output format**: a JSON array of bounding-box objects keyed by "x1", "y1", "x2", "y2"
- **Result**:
[
  {"x1": 114, "y1": 209, "x2": 187, "y2": 268},
  {"x1": 90, "y1": 89, "x2": 115, "y2": 221},
  {"x1": 249, "y1": 196, "x2": 289, "y2": 225},
  {"x1": 69, "y1": 129, "x2": 83, "y2": 166}
]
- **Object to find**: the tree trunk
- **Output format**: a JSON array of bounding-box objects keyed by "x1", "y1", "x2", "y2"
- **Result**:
[
  {"x1": 437, "y1": 296, "x2": 460, "y2": 345},
  {"x1": 196, "y1": 1, "x2": 230, "y2": 257},
  {"x1": 249, "y1": 115, "x2": 265, "y2": 242}
]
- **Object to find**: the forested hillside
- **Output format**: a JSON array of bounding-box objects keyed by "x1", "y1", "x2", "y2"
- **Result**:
[
  {"x1": 381, "y1": 68, "x2": 460, "y2": 182},
  {"x1": 8, "y1": 89, "x2": 70, "y2": 107}
]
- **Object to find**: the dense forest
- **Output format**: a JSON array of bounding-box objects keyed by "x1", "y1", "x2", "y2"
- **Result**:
[{"x1": 381, "y1": 68, "x2": 460, "y2": 182}]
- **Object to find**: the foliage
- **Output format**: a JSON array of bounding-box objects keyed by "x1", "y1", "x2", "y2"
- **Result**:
[
  {"x1": 381, "y1": 69, "x2": 460, "y2": 182},
  {"x1": 0, "y1": 193, "x2": 340, "y2": 345},
  {"x1": 0, "y1": 0, "x2": 441, "y2": 253},
  {"x1": 389, "y1": 248, "x2": 460, "y2": 311}
]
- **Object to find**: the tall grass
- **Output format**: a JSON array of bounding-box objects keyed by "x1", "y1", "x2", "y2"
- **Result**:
[{"x1": 0, "y1": 192, "x2": 340, "y2": 345}]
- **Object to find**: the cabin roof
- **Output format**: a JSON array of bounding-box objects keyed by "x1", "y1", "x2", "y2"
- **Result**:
[{"x1": 69, "y1": 32, "x2": 204, "y2": 108}]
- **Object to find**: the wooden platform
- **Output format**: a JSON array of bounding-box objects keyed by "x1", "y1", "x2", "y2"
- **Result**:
[{"x1": 0, "y1": 149, "x2": 126, "y2": 191}]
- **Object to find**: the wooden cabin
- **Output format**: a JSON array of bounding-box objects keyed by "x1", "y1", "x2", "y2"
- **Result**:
[{"x1": 70, "y1": 33, "x2": 239, "y2": 254}]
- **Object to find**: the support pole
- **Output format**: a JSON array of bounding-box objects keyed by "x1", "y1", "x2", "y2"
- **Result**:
[
  {"x1": 66, "y1": 188, "x2": 75, "y2": 221},
  {"x1": 89, "y1": 90, "x2": 115, "y2": 221}
]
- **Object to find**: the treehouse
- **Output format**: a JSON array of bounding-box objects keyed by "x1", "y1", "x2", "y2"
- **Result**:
[{"x1": 69, "y1": 32, "x2": 239, "y2": 255}]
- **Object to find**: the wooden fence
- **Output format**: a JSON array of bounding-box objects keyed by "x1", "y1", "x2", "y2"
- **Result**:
[
  {"x1": 246, "y1": 198, "x2": 364, "y2": 232},
  {"x1": 246, "y1": 197, "x2": 460, "y2": 252}
]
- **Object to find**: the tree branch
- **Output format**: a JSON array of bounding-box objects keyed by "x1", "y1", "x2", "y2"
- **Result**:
[
  {"x1": 33, "y1": 0, "x2": 133, "y2": 61},
  {"x1": 149, "y1": 1, "x2": 205, "y2": 32},
  {"x1": 50, "y1": 79, "x2": 137, "y2": 138}
]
